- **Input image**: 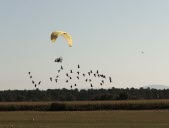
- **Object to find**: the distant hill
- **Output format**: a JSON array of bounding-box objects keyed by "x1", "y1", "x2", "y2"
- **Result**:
[{"x1": 142, "y1": 85, "x2": 169, "y2": 90}]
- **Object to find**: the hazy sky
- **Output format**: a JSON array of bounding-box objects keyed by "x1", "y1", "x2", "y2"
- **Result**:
[{"x1": 1, "y1": 0, "x2": 169, "y2": 90}]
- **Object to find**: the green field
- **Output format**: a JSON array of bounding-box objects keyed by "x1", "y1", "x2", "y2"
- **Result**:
[{"x1": 1, "y1": 110, "x2": 169, "y2": 128}]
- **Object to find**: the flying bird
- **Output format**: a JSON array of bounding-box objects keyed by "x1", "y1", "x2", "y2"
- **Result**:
[
  {"x1": 55, "y1": 79, "x2": 57, "y2": 83},
  {"x1": 109, "y1": 77, "x2": 112, "y2": 83},
  {"x1": 38, "y1": 81, "x2": 41, "y2": 85},
  {"x1": 50, "y1": 77, "x2": 52, "y2": 81},
  {"x1": 70, "y1": 70, "x2": 73, "y2": 73},
  {"x1": 28, "y1": 72, "x2": 31, "y2": 75},
  {"x1": 78, "y1": 64, "x2": 80, "y2": 68},
  {"x1": 102, "y1": 80, "x2": 104, "y2": 83},
  {"x1": 103, "y1": 75, "x2": 106, "y2": 79},
  {"x1": 61, "y1": 66, "x2": 63, "y2": 70},
  {"x1": 30, "y1": 76, "x2": 32, "y2": 79}
]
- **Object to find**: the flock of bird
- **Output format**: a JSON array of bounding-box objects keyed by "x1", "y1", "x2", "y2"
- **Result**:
[
  {"x1": 28, "y1": 72, "x2": 41, "y2": 88},
  {"x1": 28, "y1": 57, "x2": 112, "y2": 89}
]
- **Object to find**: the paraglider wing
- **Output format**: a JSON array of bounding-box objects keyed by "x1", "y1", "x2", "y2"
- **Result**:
[
  {"x1": 51, "y1": 31, "x2": 72, "y2": 47},
  {"x1": 62, "y1": 32, "x2": 72, "y2": 47},
  {"x1": 51, "y1": 31, "x2": 59, "y2": 42}
]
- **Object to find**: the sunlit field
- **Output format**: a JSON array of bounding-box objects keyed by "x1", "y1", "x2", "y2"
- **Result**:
[{"x1": 0, "y1": 110, "x2": 169, "y2": 128}]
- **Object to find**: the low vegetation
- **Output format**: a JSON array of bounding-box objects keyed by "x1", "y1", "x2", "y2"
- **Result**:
[{"x1": 0, "y1": 100, "x2": 169, "y2": 111}]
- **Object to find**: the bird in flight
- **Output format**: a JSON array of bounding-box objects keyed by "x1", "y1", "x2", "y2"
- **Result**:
[
  {"x1": 50, "y1": 77, "x2": 52, "y2": 81},
  {"x1": 61, "y1": 66, "x2": 63, "y2": 70},
  {"x1": 55, "y1": 79, "x2": 57, "y2": 83},
  {"x1": 38, "y1": 81, "x2": 41, "y2": 85}
]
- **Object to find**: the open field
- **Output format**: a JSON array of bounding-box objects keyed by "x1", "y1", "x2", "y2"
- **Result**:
[{"x1": 0, "y1": 110, "x2": 169, "y2": 128}]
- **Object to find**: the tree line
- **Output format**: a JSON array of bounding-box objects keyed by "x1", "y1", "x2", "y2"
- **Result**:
[{"x1": 0, "y1": 87, "x2": 169, "y2": 102}]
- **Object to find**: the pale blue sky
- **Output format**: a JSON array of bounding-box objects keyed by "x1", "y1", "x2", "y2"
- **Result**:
[{"x1": 1, "y1": 0, "x2": 169, "y2": 90}]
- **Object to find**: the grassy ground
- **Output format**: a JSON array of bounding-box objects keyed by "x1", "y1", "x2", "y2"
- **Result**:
[{"x1": 0, "y1": 110, "x2": 169, "y2": 128}]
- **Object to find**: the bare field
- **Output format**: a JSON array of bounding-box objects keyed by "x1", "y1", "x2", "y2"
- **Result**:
[{"x1": 0, "y1": 110, "x2": 169, "y2": 128}]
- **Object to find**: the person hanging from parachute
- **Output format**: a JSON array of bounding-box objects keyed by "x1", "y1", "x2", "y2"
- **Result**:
[
  {"x1": 51, "y1": 31, "x2": 73, "y2": 63},
  {"x1": 54, "y1": 57, "x2": 63, "y2": 63}
]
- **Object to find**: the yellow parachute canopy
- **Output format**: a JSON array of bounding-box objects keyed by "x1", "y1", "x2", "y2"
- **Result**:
[{"x1": 51, "y1": 31, "x2": 72, "y2": 47}]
